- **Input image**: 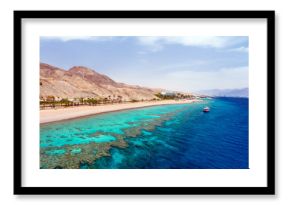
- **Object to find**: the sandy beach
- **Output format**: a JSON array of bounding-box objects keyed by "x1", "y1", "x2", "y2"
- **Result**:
[{"x1": 40, "y1": 99, "x2": 199, "y2": 124}]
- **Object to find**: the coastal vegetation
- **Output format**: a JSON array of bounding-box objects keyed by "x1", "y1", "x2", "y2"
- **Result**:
[
  {"x1": 39, "y1": 93, "x2": 195, "y2": 109},
  {"x1": 155, "y1": 92, "x2": 193, "y2": 100},
  {"x1": 40, "y1": 90, "x2": 198, "y2": 109},
  {"x1": 40, "y1": 96, "x2": 125, "y2": 109}
]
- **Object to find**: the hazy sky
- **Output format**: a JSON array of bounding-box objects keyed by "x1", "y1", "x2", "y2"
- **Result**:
[{"x1": 40, "y1": 36, "x2": 248, "y2": 92}]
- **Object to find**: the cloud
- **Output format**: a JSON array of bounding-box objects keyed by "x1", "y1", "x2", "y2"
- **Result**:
[
  {"x1": 228, "y1": 46, "x2": 249, "y2": 53},
  {"x1": 137, "y1": 37, "x2": 163, "y2": 52},
  {"x1": 41, "y1": 36, "x2": 115, "y2": 42},
  {"x1": 41, "y1": 36, "x2": 248, "y2": 54},
  {"x1": 136, "y1": 36, "x2": 247, "y2": 51}
]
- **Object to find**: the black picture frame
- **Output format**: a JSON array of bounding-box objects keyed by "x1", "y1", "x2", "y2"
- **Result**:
[{"x1": 14, "y1": 10, "x2": 275, "y2": 195}]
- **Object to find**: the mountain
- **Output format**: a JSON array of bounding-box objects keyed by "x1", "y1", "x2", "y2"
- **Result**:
[
  {"x1": 40, "y1": 63, "x2": 161, "y2": 101},
  {"x1": 198, "y1": 88, "x2": 249, "y2": 98}
]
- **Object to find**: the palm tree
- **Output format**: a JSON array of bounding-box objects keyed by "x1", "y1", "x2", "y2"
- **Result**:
[
  {"x1": 117, "y1": 95, "x2": 122, "y2": 103},
  {"x1": 46, "y1": 96, "x2": 55, "y2": 108},
  {"x1": 80, "y1": 97, "x2": 84, "y2": 105}
]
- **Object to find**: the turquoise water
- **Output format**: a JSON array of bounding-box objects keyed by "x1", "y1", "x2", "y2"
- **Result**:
[{"x1": 40, "y1": 98, "x2": 248, "y2": 169}]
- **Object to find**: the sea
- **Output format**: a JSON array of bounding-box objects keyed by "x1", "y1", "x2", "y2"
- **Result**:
[{"x1": 40, "y1": 97, "x2": 249, "y2": 169}]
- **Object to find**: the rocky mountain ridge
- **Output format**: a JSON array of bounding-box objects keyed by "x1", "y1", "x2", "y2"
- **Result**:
[{"x1": 40, "y1": 63, "x2": 161, "y2": 101}]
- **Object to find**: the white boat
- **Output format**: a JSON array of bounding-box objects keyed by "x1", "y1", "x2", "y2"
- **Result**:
[{"x1": 203, "y1": 107, "x2": 210, "y2": 112}]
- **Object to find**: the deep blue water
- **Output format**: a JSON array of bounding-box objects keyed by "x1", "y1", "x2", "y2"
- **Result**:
[{"x1": 40, "y1": 97, "x2": 248, "y2": 169}]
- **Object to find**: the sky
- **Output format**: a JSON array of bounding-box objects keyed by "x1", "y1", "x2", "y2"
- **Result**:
[{"x1": 40, "y1": 36, "x2": 248, "y2": 92}]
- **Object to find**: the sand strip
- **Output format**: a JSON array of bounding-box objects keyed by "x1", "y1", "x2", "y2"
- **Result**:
[{"x1": 40, "y1": 100, "x2": 199, "y2": 124}]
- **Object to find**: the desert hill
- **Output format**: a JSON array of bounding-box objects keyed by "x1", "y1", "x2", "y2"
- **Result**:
[{"x1": 40, "y1": 63, "x2": 161, "y2": 101}]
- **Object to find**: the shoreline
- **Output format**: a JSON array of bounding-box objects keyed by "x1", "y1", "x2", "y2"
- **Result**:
[{"x1": 40, "y1": 99, "x2": 200, "y2": 125}]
